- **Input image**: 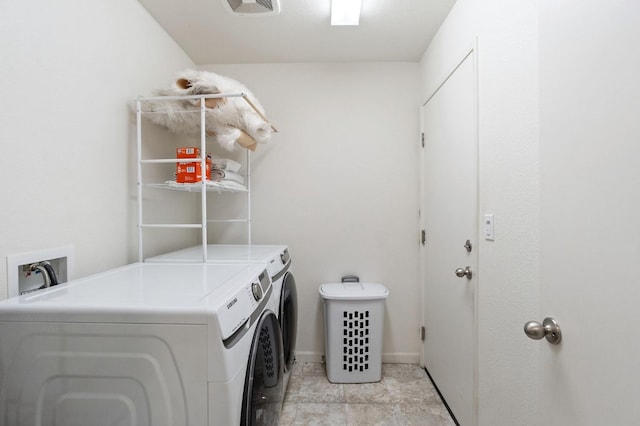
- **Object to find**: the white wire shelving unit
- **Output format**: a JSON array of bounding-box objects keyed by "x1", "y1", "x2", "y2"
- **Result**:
[{"x1": 135, "y1": 93, "x2": 252, "y2": 262}]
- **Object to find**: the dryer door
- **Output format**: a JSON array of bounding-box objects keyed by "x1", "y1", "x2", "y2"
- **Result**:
[
  {"x1": 241, "y1": 310, "x2": 284, "y2": 426},
  {"x1": 280, "y1": 272, "x2": 298, "y2": 373}
]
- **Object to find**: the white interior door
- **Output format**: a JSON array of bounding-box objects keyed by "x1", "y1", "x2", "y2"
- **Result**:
[
  {"x1": 538, "y1": 2, "x2": 640, "y2": 424},
  {"x1": 421, "y1": 50, "x2": 477, "y2": 426}
]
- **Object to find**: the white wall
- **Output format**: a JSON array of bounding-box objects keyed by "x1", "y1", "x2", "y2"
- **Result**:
[
  {"x1": 420, "y1": 1, "x2": 540, "y2": 424},
  {"x1": 0, "y1": 0, "x2": 195, "y2": 299},
  {"x1": 199, "y1": 63, "x2": 422, "y2": 362}
]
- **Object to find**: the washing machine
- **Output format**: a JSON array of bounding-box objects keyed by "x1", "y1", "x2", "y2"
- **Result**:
[
  {"x1": 146, "y1": 244, "x2": 298, "y2": 390},
  {"x1": 0, "y1": 262, "x2": 284, "y2": 426}
]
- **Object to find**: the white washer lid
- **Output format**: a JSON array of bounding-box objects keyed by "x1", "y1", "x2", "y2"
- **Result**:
[
  {"x1": 319, "y1": 282, "x2": 389, "y2": 300},
  {"x1": 0, "y1": 262, "x2": 267, "y2": 324}
]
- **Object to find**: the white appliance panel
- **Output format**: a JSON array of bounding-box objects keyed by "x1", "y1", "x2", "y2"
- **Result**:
[
  {"x1": 0, "y1": 263, "x2": 265, "y2": 324},
  {"x1": 0, "y1": 262, "x2": 274, "y2": 425},
  {"x1": 0, "y1": 322, "x2": 208, "y2": 426}
]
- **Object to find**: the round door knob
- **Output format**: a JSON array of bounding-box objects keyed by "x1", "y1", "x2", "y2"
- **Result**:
[
  {"x1": 455, "y1": 266, "x2": 473, "y2": 279},
  {"x1": 524, "y1": 317, "x2": 562, "y2": 344},
  {"x1": 523, "y1": 321, "x2": 546, "y2": 339}
]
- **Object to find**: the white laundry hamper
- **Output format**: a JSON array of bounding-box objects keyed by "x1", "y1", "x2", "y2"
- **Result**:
[{"x1": 319, "y1": 278, "x2": 389, "y2": 383}]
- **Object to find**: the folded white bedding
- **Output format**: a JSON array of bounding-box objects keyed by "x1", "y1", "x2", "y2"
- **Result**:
[
  {"x1": 214, "y1": 180, "x2": 247, "y2": 191},
  {"x1": 211, "y1": 157, "x2": 241, "y2": 173},
  {"x1": 210, "y1": 169, "x2": 245, "y2": 184},
  {"x1": 164, "y1": 180, "x2": 247, "y2": 192}
]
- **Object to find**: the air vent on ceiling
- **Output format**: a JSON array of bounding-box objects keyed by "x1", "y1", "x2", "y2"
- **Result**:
[{"x1": 221, "y1": 0, "x2": 281, "y2": 16}]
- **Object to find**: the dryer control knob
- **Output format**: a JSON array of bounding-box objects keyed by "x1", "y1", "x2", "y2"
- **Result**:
[{"x1": 251, "y1": 282, "x2": 263, "y2": 301}]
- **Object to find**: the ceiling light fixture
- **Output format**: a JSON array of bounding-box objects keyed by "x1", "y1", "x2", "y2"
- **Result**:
[{"x1": 331, "y1": 0, "x2": 362, "y2": 26}]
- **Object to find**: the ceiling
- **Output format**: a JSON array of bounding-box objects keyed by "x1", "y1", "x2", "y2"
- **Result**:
[{"x1": 137, "y1": 0, "x2": 456, "y2": 64}]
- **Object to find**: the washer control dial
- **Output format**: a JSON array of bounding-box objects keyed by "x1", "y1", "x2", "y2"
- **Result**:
[{"x1": 251, "y1": 282, "x2": 263, "y2": 301}]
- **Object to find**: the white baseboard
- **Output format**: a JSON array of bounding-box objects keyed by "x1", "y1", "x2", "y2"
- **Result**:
[
  {"x1": 294, "y1": 351, "x2": 420, "y2": 365},
  {"x1": 382, "y1": 352, "x2": 420, "y2": 364},
  {"x1": 294, "y1": 351, "x2": 324, "y2": 363}
]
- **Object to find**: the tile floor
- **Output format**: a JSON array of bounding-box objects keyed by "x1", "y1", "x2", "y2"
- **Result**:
[{"x1": 280, "y1": 362, "x2": 457, "y2": 425}]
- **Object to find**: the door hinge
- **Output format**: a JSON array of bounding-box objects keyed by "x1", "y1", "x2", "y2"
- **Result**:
[
  {"x1": 421, "y1": 326, "x2": 426, "y2": 341},
  {"x1": 421, "y1": 229, "x2": 426, "y2": 245},
  {"x1": 421, "y1": 132, "x2": 425, "y2": 148}
]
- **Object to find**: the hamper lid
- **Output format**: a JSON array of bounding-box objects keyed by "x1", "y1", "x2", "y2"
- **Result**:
[{"x1": 319, "y1": 282, "x2": 389, "y2": 301}]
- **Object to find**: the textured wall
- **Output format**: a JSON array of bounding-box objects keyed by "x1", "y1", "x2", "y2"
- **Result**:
[
  {"x1": 200, "y1": 62, "x2": 423, "y2": 362},
  {"x1": 0, "y1": 0, "x2": 195, "y2": 299},
  {"x1": 420, "y1": 1, "x2": 540, "y2": 424}
]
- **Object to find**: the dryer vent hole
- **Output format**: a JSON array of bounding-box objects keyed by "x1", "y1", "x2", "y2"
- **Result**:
[{"x1": 341, "y1": 310, "x2": 370, "y2": 372}]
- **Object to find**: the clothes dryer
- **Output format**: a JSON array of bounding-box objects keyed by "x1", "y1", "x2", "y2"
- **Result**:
[
  {"x1": 146, "y1": 245, "x2": 298, "y2": 390},
  {"x1": 0, "y1": 262, "x2": 284, "y2": 426}
]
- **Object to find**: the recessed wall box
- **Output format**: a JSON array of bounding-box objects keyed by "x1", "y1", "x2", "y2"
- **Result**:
[{"x1": 6, "y1": 246, "x2": 74, "y2": 297}]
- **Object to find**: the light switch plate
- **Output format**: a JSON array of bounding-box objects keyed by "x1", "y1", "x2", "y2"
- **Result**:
[{"x1": 484, "y1": 214, "x2": 495, "y2": 241}]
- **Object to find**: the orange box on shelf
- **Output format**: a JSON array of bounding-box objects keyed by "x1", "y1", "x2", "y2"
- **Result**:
[
  {"x1": 176, "y1": 159, "x2": 211, "y2": 183},
  {"x1": 176, "y1": 147, "x2": 200, "y2": 158}
]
